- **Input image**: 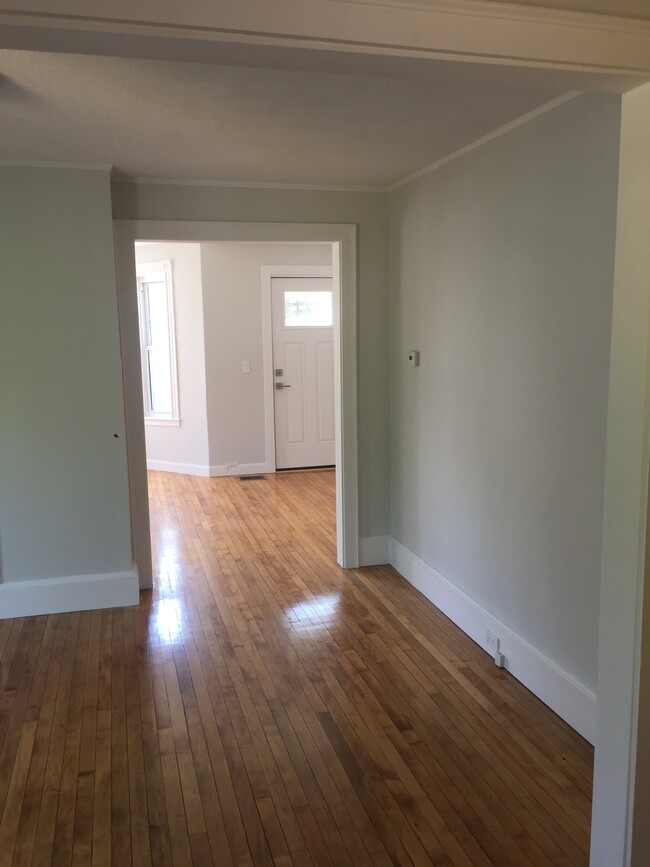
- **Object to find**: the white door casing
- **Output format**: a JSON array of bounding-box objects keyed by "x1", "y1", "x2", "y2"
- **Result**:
[
  {"x1": 271, "y1": 276, "x2": 335, "y2": 469},
  {"x1": 114, "y1": 227, "x2": 357, "y2": 573}
]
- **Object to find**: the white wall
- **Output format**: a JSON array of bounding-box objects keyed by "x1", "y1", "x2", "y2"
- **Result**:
[
  {"x1": 389, "y1": 93, "x2": 621, "y2": 729},
  {"x1": 0, "y1": 166, "x2": 137, "y2": 614},
  {"x1": 111, "y1": 184, "x2": 391, "y2": 540},
  {"x1": 200, "y1": 242, "x2": 332, "y2": 470},
  {"x1": 135, "y1": 242, "x2": 210, "y2": 473},
  {"x1": 134, "y1": 241, "x2": 332, "y2": 474}
]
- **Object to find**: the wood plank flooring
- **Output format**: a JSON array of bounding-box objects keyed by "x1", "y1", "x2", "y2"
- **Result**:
[{"x1": 0, "y1": 469, "x2": 593, "y2": 866}]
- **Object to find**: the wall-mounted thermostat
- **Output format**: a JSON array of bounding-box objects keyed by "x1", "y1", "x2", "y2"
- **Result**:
[{"x1": 408, "y1": 350, "x2": 420, "y2": 368}]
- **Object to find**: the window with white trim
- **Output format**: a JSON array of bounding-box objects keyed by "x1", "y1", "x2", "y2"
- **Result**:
[{"x1": 136, "y1": 260, "x2": 180, "y2": 425}]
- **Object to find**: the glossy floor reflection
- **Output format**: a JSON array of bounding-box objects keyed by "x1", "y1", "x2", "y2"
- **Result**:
[
  {"x1": 285, "y1": 593, "x2": 341, "y2": 631},
  {"x1": 0, "y1": 469, "x2": 593, "y2": 866},
  {"x1": 151, "y1": 598, "x2": 184, "y2": 645}
]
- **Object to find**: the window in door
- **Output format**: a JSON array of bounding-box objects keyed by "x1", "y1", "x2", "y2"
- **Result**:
[
  {"x1": 136, "y1": 260, "x2": 180, "y2": 425},
  {"x1": 283, "y1": 290, "x2": 333, "y2": 327}
]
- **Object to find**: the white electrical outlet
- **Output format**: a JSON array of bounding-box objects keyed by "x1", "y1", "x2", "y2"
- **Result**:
[{"x1": 485, "y1": 628, "x2": 499, "y2": 655}]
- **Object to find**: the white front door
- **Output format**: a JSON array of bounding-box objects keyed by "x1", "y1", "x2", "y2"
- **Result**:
[{"x1": 272, "y1": 277, "x2": 335, "y2": 470}]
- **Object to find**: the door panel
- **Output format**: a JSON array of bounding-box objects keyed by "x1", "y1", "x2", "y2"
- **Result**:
[
  {"x1": 316, "y1": 340, "x2": 335, "y2": 443},
  {"x1": 285, "y1": 342, "x2": 306, "y2": 444},
  {"x1": 272, "y1": 277, "x2": 335, "y2": 469}
]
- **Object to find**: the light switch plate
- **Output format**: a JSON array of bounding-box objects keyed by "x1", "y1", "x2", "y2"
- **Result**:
[{"x1": 242, "y1": 361, "x2": 251, "y2": 374}]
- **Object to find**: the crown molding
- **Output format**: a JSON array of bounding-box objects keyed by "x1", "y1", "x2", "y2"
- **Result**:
[
  {"x1": 4, "y1": 0, "x2": 650, "y2": 37},
  {"x1": 0, "y1": 159, "x2": 114, "y2": 172},
  {"x1": 389, "y1": 89, "x2": 581, "y2": 190},
  {"x1": 113, "y1": 176, "x2": 388, "y2": 194},
  {"x1": 328, "y1": 0, "x2": 650, "y2": 36}
]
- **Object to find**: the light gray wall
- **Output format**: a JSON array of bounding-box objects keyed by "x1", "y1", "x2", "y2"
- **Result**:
[
  {"x1": 134, "y1": 240, "x2": 332, "y2": 472},
  {"x1": 389, "y1": 93, "x2": 621, "y2": 692},
  {"x1": 135, "y1": 242, "x2": 210, "y2": 469},
  {"x1": 0, "y1": 166, "x2": 133, "y2": 582},
  {"x1": 200, "y1": 242, "x2": 332, "y2": 468},
  {"x1": 111, "y1": 184, "x2": 391, "y2": 538}
]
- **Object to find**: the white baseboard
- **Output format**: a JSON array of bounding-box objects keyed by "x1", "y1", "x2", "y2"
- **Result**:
[
  {"x1": 147, "y1": 459, "x2": 270, "y2": 477},
  {"x1": 208, "y1": 463, "x2": 270, "y2": 477},
  {"x1": 388, "y1": 537, "x2": 596, "y2": 743},
  {"x1": 0, "y1": 569, "x2": 140, "y2": 619},
  {"x1": 359, "y1": 535, "x2": 390, "y2": 566},
  {"x1": 147, "y1": 459, "x2": 211, "y2": 476}
]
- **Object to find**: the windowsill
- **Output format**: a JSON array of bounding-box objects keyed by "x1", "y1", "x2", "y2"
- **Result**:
[{"x1": 145, "y1": 417, "x2": 181, "y2": 427}]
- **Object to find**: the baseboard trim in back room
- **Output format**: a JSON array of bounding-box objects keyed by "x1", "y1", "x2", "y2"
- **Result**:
[
  {"x1": 358, "y1": 535, "x2": 390, "y2": 566},
  {"x1": 146, "y1": 459, "x2": 270, "y2": 477}
]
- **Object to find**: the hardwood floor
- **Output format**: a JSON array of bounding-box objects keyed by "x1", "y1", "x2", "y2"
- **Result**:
[{"x1": 0, "y1": 469, "x2": 593, "y2": 866}]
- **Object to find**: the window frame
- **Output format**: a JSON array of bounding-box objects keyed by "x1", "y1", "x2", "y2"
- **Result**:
[{"x1": 136, "y1": 259, "x2": 180, "y2": 426}]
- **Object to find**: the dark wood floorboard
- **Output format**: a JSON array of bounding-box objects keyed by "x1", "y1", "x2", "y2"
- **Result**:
[{"x1": 0, "y1": 469, "x2": 593, "y2": 865}]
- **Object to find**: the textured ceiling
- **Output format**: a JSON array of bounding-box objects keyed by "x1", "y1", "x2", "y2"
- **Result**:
[{"x1": 0, "y1": 50, "x2": 564, "y2": 188}]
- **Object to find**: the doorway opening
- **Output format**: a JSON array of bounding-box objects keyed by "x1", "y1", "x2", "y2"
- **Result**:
[{"x1": 114, "y1": 221, "x2": 359, "y2": 591}]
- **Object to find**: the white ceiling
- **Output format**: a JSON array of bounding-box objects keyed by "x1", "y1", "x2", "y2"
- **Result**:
[{"x1": 0, "y1": 49, "x2": 566, "y2": 188}]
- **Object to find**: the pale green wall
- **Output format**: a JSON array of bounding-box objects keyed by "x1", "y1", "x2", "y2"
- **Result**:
[
  {"x1": 0, "y1": 167, "x2": 133, "y2": 581},
  {"x1": 111, "y1": 183, "x2": 391, "y2": 538},
  {"x1": 389, "y1": 93, "x2": 621, "y2": 692}
]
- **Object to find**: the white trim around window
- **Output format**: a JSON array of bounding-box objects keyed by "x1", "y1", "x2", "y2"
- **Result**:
[
  {"x1": 144, "y1": 417, "x2": 181, "y2": 427},
  {"x1": 136, "y1": 259, "x2": 180, "y2": 426}
]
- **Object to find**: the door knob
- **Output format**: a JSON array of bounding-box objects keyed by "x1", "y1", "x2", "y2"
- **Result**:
[{"x1": 275, "y1": 382, "x2": 291, "y2": 390}]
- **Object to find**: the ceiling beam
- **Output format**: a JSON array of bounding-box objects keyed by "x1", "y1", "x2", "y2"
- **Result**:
[{"x1": 1, "y1": 0, "x2": 649, "y2": 91}]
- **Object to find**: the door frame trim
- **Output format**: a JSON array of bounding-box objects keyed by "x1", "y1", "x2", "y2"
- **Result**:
[
  {"x1": 113, "y1": 220, "x2": 358, "y2": 574},
  {"x1": 260, "y1": 264, "x2": 334, "y2": 476}
]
